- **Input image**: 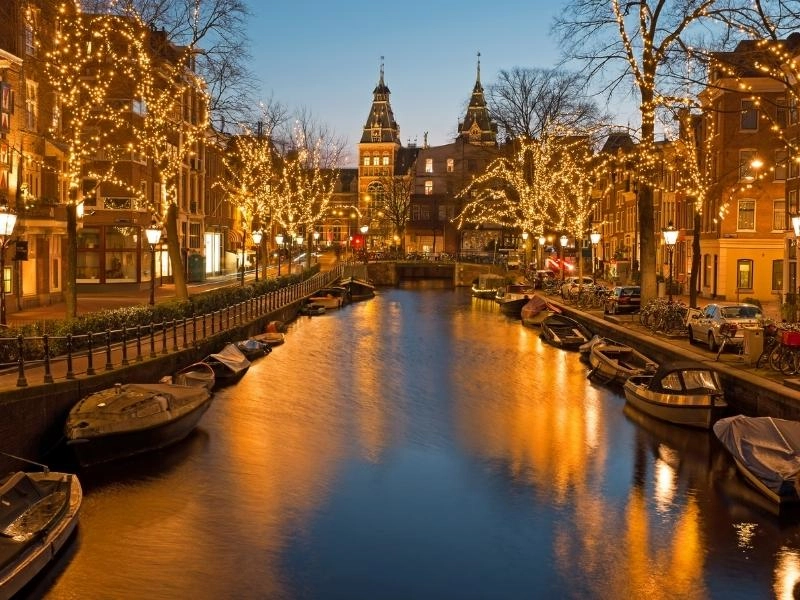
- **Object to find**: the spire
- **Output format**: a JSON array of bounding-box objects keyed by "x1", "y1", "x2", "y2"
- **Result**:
[
  {"x1": 458, "y1": 51, "x2": 497, "y2": 146},
  {"x1": 361, "y1": 56, "x2": 400, "y2": 144}
]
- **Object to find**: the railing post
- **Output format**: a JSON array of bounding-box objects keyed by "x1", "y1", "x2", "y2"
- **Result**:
[
  {"x1": 149, "y1": 323, "x2": 156, "y2": 358},
  {"x1": 136, "y1": 325, "x2": 143, "y2": 362},
  {"x1": 173, "y1": 320, "x2": 179, "y2": 352},
  {"x1": 121, "y1": 326, "x2": 129, "y2": 366},
  {"x1": 183, "y1": 318, "x2": 188, "y2": 349},
  {"x1": 105, "y1": 329, "x2": 113, "y2": 370},
  {"x1": 42, "y1": 334, "x2": 53, "y2": 384},
  {"x1": 161, "y1": 321, "x2": 168, "y2": 355},
  {"x1": 203, "y1": 314, "x2": 207, "y2": 340},
  {"x1": 86, "y1": 332, "x2": 95, "y2": 376},
  {"x1": 210, "y1": 310, "x2": 215, "y2": 335},
  {"x1": 226, "y1": 305, "x2": 230, "y2": 330},
  {"x1": 219, "y1": 308, "x2": 224, "y2": 332},
  {"x1": 65, "y1": 334, "x2": 75, "y2": 379},
  {"x1": 16, "y1": 335, "x2": 27, "y2": 387}
]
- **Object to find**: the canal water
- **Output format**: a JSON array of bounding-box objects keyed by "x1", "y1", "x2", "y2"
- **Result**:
[{"x1": 22, "y1": 285, "x2": 800, "y2": 599}]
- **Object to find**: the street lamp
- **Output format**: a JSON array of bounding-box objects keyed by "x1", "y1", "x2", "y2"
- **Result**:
[
  {"x1": 590, "y1": 231, "x2": 601, "y2": 278},
  {"x1": 252, "y1": 230, "x2": 262, "y2": 282},
  {"x1": 662, "y1": 221, "x2": 679, "y2": 303},
  {"x1": 559, "y1": 234, "x2": 569, "y2": 284},
  {"x1": 295, "y1": 235, "x2": 304, "y2": 273},
  {"x1": 313, "y1": 231, "x2": 320, "y2": 261},
  {"x1": 240, "y1": 225, "x2": 247, "y2": 286},
  {"x1": 521, "y1": 231, "x2": 529, "y2": 270},
  {"x1": 144, "y1": 219, "x2": 162, "y2": 306},
  {"x1": 0, "y1": 203, "x2": 17, "y2": 325},
  {"x1": 275, "y1": 234, "x2": 283, "y2": 277},
  {"x1": 360, "y1": 224, "x2": 369, "y2": 264}
]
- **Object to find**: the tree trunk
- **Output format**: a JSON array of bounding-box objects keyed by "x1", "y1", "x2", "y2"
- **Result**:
[
  {"x1": 690, "y1": 211, "x2": 701, "y2": 309},
  {"x1": 638, "y1": 82, "x2": 657, "y2": 304},
  {"x1": 65, "y1": 204, "x2": 78, "y2": 320},
  {"x1": 166, "y1": 203, "x2": 188, "y2": 301}
]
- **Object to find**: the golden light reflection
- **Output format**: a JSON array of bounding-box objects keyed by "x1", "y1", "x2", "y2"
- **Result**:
[
  {"x1": 774, "y1": 547, "x2": 800, "y2": 600},
  {"x1": 735, "y1": 522, "x2": 757, "y2": 549},
  {"x1": 653, "y1": 453, "x2": 677, "y2": 512}
]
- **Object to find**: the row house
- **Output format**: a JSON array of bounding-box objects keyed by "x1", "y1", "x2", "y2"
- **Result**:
[{"x1": 698, "y1": 40, "x2": 787, "y2": 303}]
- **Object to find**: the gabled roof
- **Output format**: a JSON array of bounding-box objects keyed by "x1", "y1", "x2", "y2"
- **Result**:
[{"x1": 360, "y1": 58, "x2": 401, "y2": 145}]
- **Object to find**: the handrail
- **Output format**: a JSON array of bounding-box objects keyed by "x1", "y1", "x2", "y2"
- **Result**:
[{"x1": 0, "y1": 264, "x2": 345, "y2": 389}]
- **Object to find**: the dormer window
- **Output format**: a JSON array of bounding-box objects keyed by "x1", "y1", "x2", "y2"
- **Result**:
[{"x1": 371, "y1": 129, "x2": 380, "y2": 142}]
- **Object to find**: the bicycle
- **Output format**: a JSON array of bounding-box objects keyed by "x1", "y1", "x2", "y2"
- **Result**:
[{"x1": 754, "y1": 321, "x2": 779, "y2": 369}]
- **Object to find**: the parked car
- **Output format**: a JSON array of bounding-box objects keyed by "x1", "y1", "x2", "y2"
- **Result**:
[
  {"x1": 560, "y1": 276, "x2": 595, "y2": 299},
  {"x1": 603, "y1": 286, "x2": 641, "y2": 315},
  {"x1": 687, "y1": 302, "x2": 763, "y2": 352}
]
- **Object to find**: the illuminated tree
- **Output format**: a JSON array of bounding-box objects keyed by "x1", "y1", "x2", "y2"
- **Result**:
[
  {"x1": 45, "y1": 4, "x2": 138, "y2": 318},
  {"x1": 555, "y1": 0, "x2": 727, "y2": 302},
  {"x1": 374, "y1": 171, "x2": 414, "y2": 254}
]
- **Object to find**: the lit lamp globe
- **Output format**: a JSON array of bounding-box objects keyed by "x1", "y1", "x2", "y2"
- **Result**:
[
  {"x1": 360, "y1": 225, "x2": 369, "y2": 235},
  {"x1": 792, "y1": 214, "x2": 800, "y2": 237},
  {"x1": 251, "y1": 230, "x2": 262, "y2": 246},
  {"x1": 145, "y1": 221, "x2": 162, "y2": 247},
  {"x1": 538, "y1": 235, "x2": 546, "y2": 247},
  {"x1": 275, "y1": 234, "x2": 284, "y2": 246},
  {"x1": 590, "y1": 231, "x2": 601, "y2": 245}
]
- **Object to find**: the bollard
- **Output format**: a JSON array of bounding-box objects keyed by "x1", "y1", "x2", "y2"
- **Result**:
[
  {"x1": 66, "y1": 333, "x2": 75, "y2": 379},
  {"x1": 42, "y1": 334, "x2": 53, "y2": 384},
  {"x1": 105, "y1": 329, "x2": 113, "y2": 370},
  {"x1": 16, "y1": 335, "x2": 27, "y2": 388},
  {"x1": 86, "y1": 332, "x2": 95, "y2": 376}
]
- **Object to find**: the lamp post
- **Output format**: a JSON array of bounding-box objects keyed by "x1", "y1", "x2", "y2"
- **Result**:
[
  {"x1": 252, "y1": 230, "x2": 262, "y2": 282},
  {"x1": 275, "y1": 234, "x2": 283, "y2": 277},
  {"x1": 0, "y1": 203, "x2": 17, "y2": 325},
  {"x1": 662, "y1": 221, "x2": 678, "y2": 303},
  {"x1": 538, "y1": 235, "x2": 546, "y2": 270},
  {"x1": 144, "y1": 219, "x2": 162, "y2": 307},
  {"x1": 521, "y1": 231, "x2": 529, "y2": 271},
  {"x1": 590, "y1": 231, "x2": 601, "y2": 279},
  {"x1": 295, "y1": 235, "x2": 304, "y2": 273},
  {"x1": 239, "y1": 225, "x2": 247, "y2": 286},
  {"x1": 559, "y1": 234, "x2": 569, "y2": 284},
  {"x1": 360, "y1": 225, "x2": 369, "y2": 264},
  {"x1": 313, "y1": 231, "x2": 320, "y2": 262}
]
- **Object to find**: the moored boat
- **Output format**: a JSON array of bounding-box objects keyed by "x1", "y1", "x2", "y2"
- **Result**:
[
  {"x1": 540, "y1": 314, "x2": 592, "y2": 350},
  {"x1": 235, "y1": 338, "x2": 272, "y2": 361},
  {"x1": 308, "y1": 286, "x2": 348, "y2": 309},
  {"x1": 65, "y1": 382, "x2": 213, "y2": 466},
  {"x1": 171, "y1": 361, "x2": 216, "y2": 391},
  {"x1": 520, "y1": 294, "x2": 559, "y2": 327},
  {"x1": 714, "y1": 415, "x2": 800, "y2": 506},
  {"x1": 588, "y1": 338, "x2": 658, "y2": 386},
  {"x1": 339, "y1": 276, "x2": 376, "y2": 301},
  {"x1": 202, "y1": 343, "x2": 251, "y2": 386},
  {"x1": 623, "y1": 362, "x2": 727, "y2": 429},
  {"x1": 498, "y1": 294, "x2": 531, "y2": 318},
  {"x1": 0, "y1": 470, "x2": 82, "y2": 598},
  {"x1": 253, "y1": 331, "x2": 285, "y2": 346},
  {"x1": 471, "y1": 273, "x2": 507, "y2": 299}
]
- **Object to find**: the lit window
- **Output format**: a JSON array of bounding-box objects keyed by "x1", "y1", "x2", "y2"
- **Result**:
[
  {"x1": 25, "y1": 80, "x2": 37, "y2": 131},
  {"x1": 773, "y1": 199, "x2": 785, "y2": 231},
  {"x1": 362, "y1": 156, "x2": 370, "y2": 166},
  {"x1": 425, "y1": 158, "x2": 433, "y2": 173},
  {"x1": 740, "y1": 100, "x2": 758, "y2": 130},
  {"x1": 772, "y1": 260, "x2": 783, "y2": 292},
  {"x1": 775, "y1": 149, "x2": 788, "y2": 180},
  {"x1": 737, "y1": 199, "x2": 755, "y2": 231},
  {"x1": 739, "y1": 149, "x2": 758, "y2": 181},
  {"x1": 736, "y1": 259, "x2": 753, "y2": 289},
  {"x1": 446, "y1": 158, "x2": 454, "y2": 172},
  {"x1": 424, "y1": 181, "x2": 433, "y2": 195},
  {"x1": 382, "y1": 154, "x2": 389, "y2": 166},
  {"x1": 24, "y1": 9, "x2": 38, "y2": 56}
]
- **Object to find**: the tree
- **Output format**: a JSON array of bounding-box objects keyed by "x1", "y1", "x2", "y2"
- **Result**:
[
  {"x1": 554, "y1": 0, "x2": 728, "y2": 303},
  {"x1": 375, "y1": 172, "x2": 414, "y2": 255},
  {"x1": 45, "y1": 5, "x2": 138, "y2": 318},
  {"x1": 487, "y1": 67, "x2": 607, "y2": 140}
]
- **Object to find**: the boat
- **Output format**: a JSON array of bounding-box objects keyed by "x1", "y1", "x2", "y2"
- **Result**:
[
  {"x1": 498, "y1": 294, "x2": 531, "y2": 318},
  {"x1": 299, "y1": 302, "x2": 326, "y2": 316},
  {"x1": 201, "y1": 343, "x2": 251, "y2": 386},
  {"x1": 0, "y1": 470, "x2": 82, "y2": 598},
  {"x1": 253, "y1": 331, "x2": 285, "y2": 347},
  {"x1": 308, "y1": 286, "x2": 348, "y2": 309},
  {"x1": 471, "y1": 273, "x2": 507, "y2": 299},
  {"x1": 623, "y1": 362, "x2": 727, "y2": 429},
  {"x1": 539, "y1": 314, "x2": 592, "y2": 350},
  {"x1": 339, "y1": 276, "x2": 376, "y2": 301},
  {"x1": 520, "y1": 294, "x2": 560, "y2": 327},
  {"x1": 65, "y1": 382, "x2": 213, "y2": 466},
  {"x1": 588, "y1": 338, "x2": 658, "y2": 386},
  {"x1": 171, "y1": 361, "x2": 216, "y2": 391},
  {"x1": 713, "y1": 415, "x2": 800, "y2": 506},
  {"x1": 494, "y1": 283, "x2": 534, "y2": 303},
  {"x1": 235, "y1": 338, "x2": 272, "y2": 361}
]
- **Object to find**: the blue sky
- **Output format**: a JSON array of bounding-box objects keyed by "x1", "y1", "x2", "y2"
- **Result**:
[{"x1": 246, "y1": 1, "x2": 635, "y2": 165}]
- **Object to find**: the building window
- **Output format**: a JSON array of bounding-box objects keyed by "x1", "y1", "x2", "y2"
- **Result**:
[
  {"x1": 736, "y1": 259, "x2": 753, "y2": 290},
  {"x1": 703, "y1": 254, "x2": 711, "y2": 287},
  {"x1": 371, "y1": 129, "x2": 380, "y2": 142},
  {"x1": 774, "y1": 199, "x2": 786, "y2": 231},
  {"x1": 446, "y1": 158, "x2": 454, "y2": 172},
  {"x1": 773, "y1": 259, "x2": 783, "y2": 292},
  {"x1": 737, "y1": 199, "x2": 755, "y2": 231},
  {"x1": 776, "y1": 149, "x2": 788, "y2": 180},
  {"x1": 740, "y1": 99, "x2": 758, "y2": 130},
  {"x1": 189, "y1": 222, "x2": 202, "y2": 249},
  {"x1": 790, "y1": 189, "x2": 799, "y2": 216},
  {"x1": 778, "y1": 98, "x2": 787, "y2": 129},
  {"x1": 362, "y1": 156, "x2": 370, "y2": 166},
  {"x1": 382, "y1": 154, "x2": 389, "y2": 166},
  {"x1": 425, "y1": 158, "x2": 433, "y2": 173},
  {"x1": 24, "y1": 8, "x2": 38, "y2": 56},
  {"x1": 25, "y1": 80, "x2": 37, "y2": 131},
  {"x1": 424, "y1": 180, "x2": 433, "y2": 195},
  {"x1": 739, "y1": 149, "x2": 758, "y2": 181}
]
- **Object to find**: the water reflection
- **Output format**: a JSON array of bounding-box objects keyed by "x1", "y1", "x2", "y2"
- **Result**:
[{"x1": 27, "y1": 286, "x2": 800, "y2": 599}]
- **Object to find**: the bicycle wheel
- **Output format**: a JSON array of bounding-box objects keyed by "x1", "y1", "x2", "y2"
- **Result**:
[
  {"x1": 768, "y1": 344, "x2": 784, "y2": 372},
  {"x1": 756, "y1": 341, "x2": 775, "y2": 369},
  {"x1": 779, "y1": 348, "x2": 799, "y2": 376}
]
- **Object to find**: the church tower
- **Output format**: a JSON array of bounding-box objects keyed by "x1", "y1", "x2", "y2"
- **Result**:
[{"x1": 457, "y1": 53, "x2": 498, "y2": 146}]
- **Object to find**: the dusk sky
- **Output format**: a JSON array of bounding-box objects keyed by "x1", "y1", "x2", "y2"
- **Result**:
[{"x1": 246, "y1": 1, "x2": 638, "y2": 165}]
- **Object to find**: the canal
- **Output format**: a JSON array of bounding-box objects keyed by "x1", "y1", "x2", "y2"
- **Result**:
[{"x1": 22, "y1": 285, "x2": 800, "y2": 599}]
